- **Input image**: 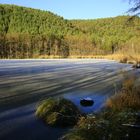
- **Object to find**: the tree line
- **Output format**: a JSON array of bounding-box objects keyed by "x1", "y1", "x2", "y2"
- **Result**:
[{"x1": 0, "y1": 4, "x2": 140, "y2": 58}]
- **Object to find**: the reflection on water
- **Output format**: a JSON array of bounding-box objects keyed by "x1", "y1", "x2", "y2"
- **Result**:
[
  {"x1": 0, "y1": 59, "x2": 132, "y2": 109},
  {"x1": 63, "y1": 90, "x2": 111, "y2": 114}
]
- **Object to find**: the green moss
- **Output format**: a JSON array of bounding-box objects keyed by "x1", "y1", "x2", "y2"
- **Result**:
[{"x1": 36, "y1": 98, "x2": 81, "y2": 127}]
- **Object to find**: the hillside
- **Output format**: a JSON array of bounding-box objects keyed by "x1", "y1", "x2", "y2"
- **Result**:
[
  {"x1": 0, "y1": 4, "x2": 79, "y2": 58},
  {"x1": 0, "y1": 4, "x2": 78, "y2": 35},
  {"x1": 0, "y1": 4, "x2": 140, "y2": 58},
  {"x1": 71, "y1": 16, "x2": 140, "y2": 53}
]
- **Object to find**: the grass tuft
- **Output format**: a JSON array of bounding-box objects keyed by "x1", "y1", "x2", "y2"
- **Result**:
[
  {"x1": 106, "y1": 78, "x2": 140, "y2": 111},
  {"x1": 36, "y1": 98, "x2": 81, "y2": 127}
]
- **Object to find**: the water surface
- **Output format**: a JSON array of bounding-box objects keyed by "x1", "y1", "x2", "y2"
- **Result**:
[{"x1": 0, "y1": 59, "x2": 133, "y2": 140}]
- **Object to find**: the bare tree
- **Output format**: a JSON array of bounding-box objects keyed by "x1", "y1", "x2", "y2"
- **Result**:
[{"x1": 128, "y1": 0, "x2": 140, "y2": 15}]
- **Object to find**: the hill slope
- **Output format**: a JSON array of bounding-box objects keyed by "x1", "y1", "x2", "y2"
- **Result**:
[
  {"x1": 71, "y1": 16, "x2": 140, "y2": 53},
  {"x1": 0, "y1": 4, "x2": 140, "y2": 58},
  {"x1": 0, "y1": 4, "x2": 78, "y2": 35}
]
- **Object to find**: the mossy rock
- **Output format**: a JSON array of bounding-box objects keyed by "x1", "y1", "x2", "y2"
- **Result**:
[{"x1": 36, "y1": 98, "x2": 81, "y2": 127}]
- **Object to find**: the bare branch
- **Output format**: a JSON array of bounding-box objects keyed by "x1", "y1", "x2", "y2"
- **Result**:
[{"x1": 128, "y1": 0, "x2": 140, "y2": 15}]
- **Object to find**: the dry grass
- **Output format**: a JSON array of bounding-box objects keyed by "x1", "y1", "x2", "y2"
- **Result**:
[
  {"x1": 39, "y1": 55, "x2": 63, "y2": 59},
  {"x1": 106, "y1": 78, "x2": 140, "y2": 111},
  {"x1": 70, "y1": 47, "x2": 140, "y2": 64},
  {"x1": 33, "y1": 46, "x2": 140, "y2": 64},
  {"x1": 94, "y1": 53, "x2": 140, "y2": 64},
  {"x1": 36, "y1": 98, "x2": 81, "y2": 127},
  {"x1": 38, "y1": 54, "x2": 140, "y2": 66}
]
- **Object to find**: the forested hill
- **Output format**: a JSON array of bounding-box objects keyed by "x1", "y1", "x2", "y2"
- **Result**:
[
  {"x1": 0, "y1": 4, "x2": 140, "y2": 59},
  {"x1": 0, "y1": 4, "x2": 79, "y2": 58},
  {"x1": 0, "y1": 4, "x2": 77, "y2": 35},
  {"x1": 71, "y1": 16, "x2": 140, "y2": 34},
  {"x1": 71, "y1": 16, "x2": 140, "y2": 52}
]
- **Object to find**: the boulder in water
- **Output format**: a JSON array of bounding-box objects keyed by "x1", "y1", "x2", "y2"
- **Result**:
[
  {"x1": 132, "y1": 63, "x2": 140, "y2": 69},
  {"x1": 80, "y1": 97, "x2": 94, "y2": 107}
]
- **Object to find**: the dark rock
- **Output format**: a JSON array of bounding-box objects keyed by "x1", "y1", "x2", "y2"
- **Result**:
[
  {"x1": 132, "y1": 63, "x2": 140, "y2": 69},
  {"x1": 80, "y1": 97, "x2": 94, "y2": 107}
]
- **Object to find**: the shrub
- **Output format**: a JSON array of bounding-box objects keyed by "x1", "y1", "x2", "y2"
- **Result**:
[
  {"x1": 106, "y1": 78, "x2": 140, "y2": 111},
  {"x1": 120, "y1": 57, "x2": 128, "y2": 63},
  {"x1": 36, "y1": 98, "x2": 81, "y2": 127},
  {"x1": 61, "y1": 110, "x2": 140, "y2": 140},
  {"x1": 61, "y1": 116, "x2": 109, "y2": 140}
]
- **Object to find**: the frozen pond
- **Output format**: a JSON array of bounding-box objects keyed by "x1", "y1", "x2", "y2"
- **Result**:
[{"x1": 0, "y1": 59, "x2": 133, "y2": 140}]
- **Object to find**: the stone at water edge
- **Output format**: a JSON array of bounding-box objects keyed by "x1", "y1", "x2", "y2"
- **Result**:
[
  {"x1": 80, "y1": 97, "x2": 94, "y2": 107},
  {"x1": 132, "y1": 63, "x2": 140, "y2": 69}
]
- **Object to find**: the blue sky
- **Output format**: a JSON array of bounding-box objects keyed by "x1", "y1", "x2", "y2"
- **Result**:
[{"x1": 0, "y1": 0, "x2": 131, "y2": 19}]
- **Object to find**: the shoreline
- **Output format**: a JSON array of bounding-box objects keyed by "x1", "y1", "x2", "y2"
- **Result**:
[{"x1": 0, "y1": 53, "x2": 139, "y2": 64}]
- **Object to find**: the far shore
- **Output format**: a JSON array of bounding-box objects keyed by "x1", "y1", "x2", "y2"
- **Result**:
[{"x1": 1, "y1": 53, "x2": 139, "y2": 65}]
